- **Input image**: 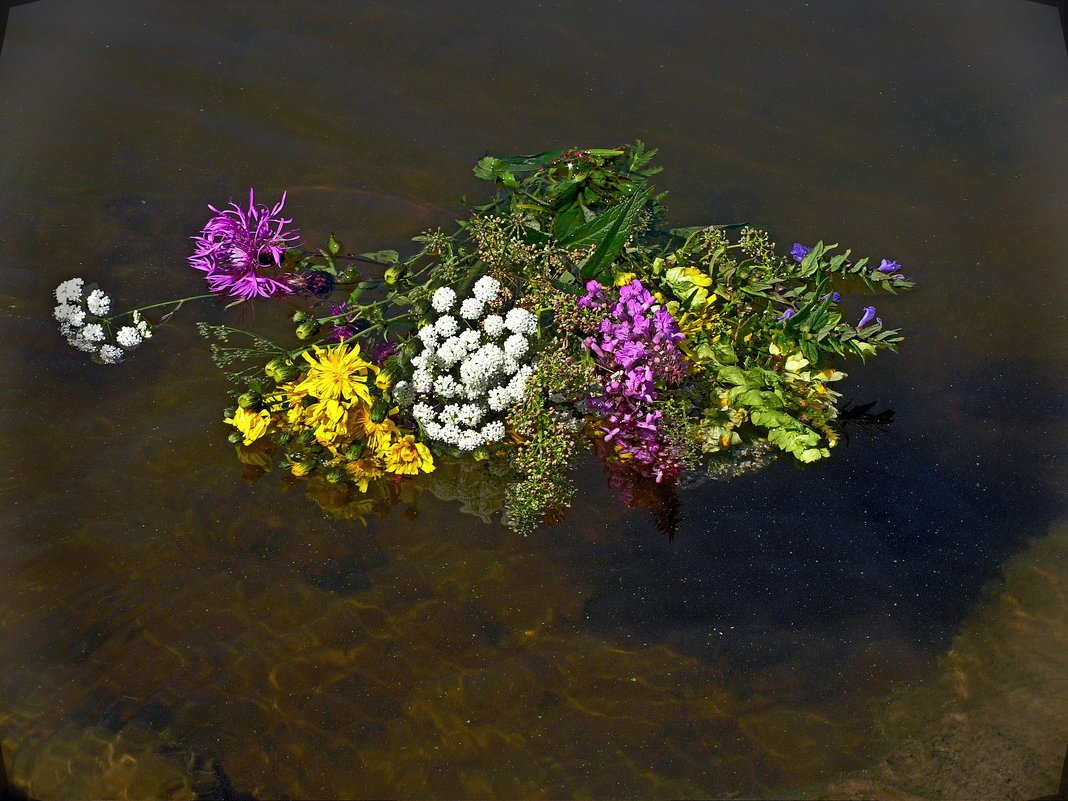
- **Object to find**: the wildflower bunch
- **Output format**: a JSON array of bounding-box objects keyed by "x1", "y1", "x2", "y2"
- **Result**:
[{"x1": 55, "y1": 141, "x2": 914, "y2": 534}]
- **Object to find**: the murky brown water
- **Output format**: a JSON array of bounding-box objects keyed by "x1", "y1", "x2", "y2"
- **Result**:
[{"x1": 1, "y1": 1, "x2": 1066, "y2": 798}]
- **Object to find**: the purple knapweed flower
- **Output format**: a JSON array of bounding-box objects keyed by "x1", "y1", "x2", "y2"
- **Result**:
[
  {"x1": 876, "y1": 259, "x2": 900, "y2": 273},
  {"x1": 189, "y1": 188, "x2": 301, "y2": 301},
  {"x1": 857, "y1": 306, "x2": 878, "y2": 329},
  {"x1": 791, "y1": 243, "x2": 812, "y2": 263},
  {"x1": 778, "y1": 308, "x2": 796, "y2": 322}
]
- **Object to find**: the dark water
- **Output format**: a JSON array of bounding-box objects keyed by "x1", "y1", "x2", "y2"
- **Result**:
[{"x1": 1, "y1": 1, "x2": 1066, "y2": 798}]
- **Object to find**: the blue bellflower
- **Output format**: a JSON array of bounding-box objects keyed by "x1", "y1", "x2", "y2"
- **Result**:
[{"x1": 791, "y1": 243, "x2": 812, "y2": 263}]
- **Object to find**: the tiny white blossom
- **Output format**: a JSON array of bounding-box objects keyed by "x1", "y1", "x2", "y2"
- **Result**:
[
  {"x1": 55, "y1": 278, "x2": 84, "y2": 304},
  {"x1": 412, "y1": 369, "x2": 433, "y2": 394},
  {"x1": 457, "y1": 429, "x2": 484, "y2": 451},
  {"x1": 472, "y1": 275, "x2": 501, "y2": 304},
  {"x1": 504, "y1": 307, "x2": 536, "y2": 336},
  {"x1": 439, "y1": 404, "x2": 461, "y2": 426},
  {"x1": 431, "y1": 286, "x2": 456, "y2": 313},
  {"x1": 116, "y1": 326, "x2": 142, "y2": 349},
  {"x1": 63, "y1": 306, "x2": 86, "y2": 327},
  {"x1": 132, "y1": 311, "x2": 152, "y2": 339},
  {"x1": 424, "y1": 421, "x2": 442, "y2": 439},
  {"x1": 436, "y1": 339, "x2": 465, "y2": 368},
  {"x1": 434, "y1": 374, "x2": 461, "y2": 398},
  {"x1": 53, "y1": 303, "x2": 78, "y2": 323},
  {"x1": 438, "y1": 423, "x2": 462, "y2": 445},
  {"x1": 459, "y1": 297, "x2": 484, "y2": 320},
  {"x1": 418, "y1": 324, "x2": 439, "y2": 346},
  {"x1": 458, "y1": 329, "x2": 482, "y2": 351},
  {"x1": 81, "y1": 323, "x2": 106, "y2": 342},
  {"x1": 457, "y1": 403, "x2": 483, "y2": 428},
  {"x1": 487, "y1": 386, "x2": 511, "y2": 412},
  {"x1": 481, "y1": 420, "x2": 506, "y2": 442},
  {"x1": 503, "y1": 333, "x2": 529, "y2": 359},
  {"x1": 412, "y1": 402, "x2": 436, "y2": 424},
  {"x1": 434, "y1": 314, "x2": 458, "y2": 339},
  {"x1": 501, "y1": 355, "x2": 521, "y2": 376},
  {"x1": 87, "y1": 289, "x2": 111, "y2": 317},
  {"x1": 482, "y1": 314, "x2": 505, "y2": 338},
  {"x1": 98, "y1": 344, "x2": 124, "y2": 364}
]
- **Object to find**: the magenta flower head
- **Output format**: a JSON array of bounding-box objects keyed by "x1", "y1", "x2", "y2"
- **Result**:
[{"x1": 189, "y1": 188, "x2": 301, "y2": 301}]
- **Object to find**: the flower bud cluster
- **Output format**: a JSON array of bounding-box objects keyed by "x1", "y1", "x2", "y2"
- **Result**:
[
  {"x1": 396, "y1": 275, "x2": 538, "y2": 451},
  {"x1": 53, "y1": 279, "x2": 152, "y2": 364}
]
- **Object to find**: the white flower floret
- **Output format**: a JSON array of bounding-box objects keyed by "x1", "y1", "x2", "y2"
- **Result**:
[
  {"x1": 473, "y1": 275, "x2": 501, "y2": 304},
  {"x1": 501, "y1": 355, "x2": 521, "y2": 376},
  {"x1": 434, "y1": 374, "x2": 461, "y2": 398},
  {"x1": 504, "y1": 307, "x2": 536, "y2": 336},
  {"x1": 81, "y1": 323, "x2": 106, "y2": 342},
  {"x1": 438, "y1": 423, "x2": 462, "y2": 445},
  {"x1": 411, "y1": 353, "x2": 430, "y2": 371},
  {"x1": 482, "y1": 314, "x2": 505, "y2": 338},
  {"x1": 459, "y1": 297, "x2": 484, "y2": 320},
  {"x1": 98, "y1": 344, "x2": 124, "y2": 364},
  {"x1": 412, "y1": 369, "x2": 433, "y2": 394},
  {"x1": 457, "y1": 429, "x2": 484, "y2": 452},
  {"x1": 87, "y1": 289, "x2": 111, "y2": 317},
  {"x1": 116, "y1": 326, "x2": 142, "y2": 349},
  {"x1": 424, "y1": 421, "x2": 442, "y2": 439},
  {"x1": 435, "y1": 338, "x2": 465, "y2": 368},
  {"x1": 458, "y1": 329, "x2": 482, "y2": 351},
  {"x1": 481, "y1": 420, "x2": 506, "y2": 443},
  {"x1": 457, "y1": 403, "x2": 483, "y2": 428},
  {"x1": 55, "y1": 278, "x2": 84, "y2": 304},
  {"x1": 434, "y1": 314, "x2": 458, "y2": 339},
  {"x1": 487, "y1": 386, "x2": 511, "y2": 412},
  {"x1": 503, "y1": 333, "x2": 529, "y2": 359},
  {"x1": 70, "y1": 337, "x2": 97, "y2": 353},
  {"x1": 438, "y1": 404, "x2": 461, "y2": 426},
  {"x1": 418, "y1": 324, "x2": 439, "y2": 347},
  {"x1": 431, "y1": 286, "x2": 457, "y2": 313},
  {"x1": 412, "y1": 402, "x2": 436, "y2": 425},
  {"x1": 132, "y1": 310, "x2": 152, "y2": 339}
]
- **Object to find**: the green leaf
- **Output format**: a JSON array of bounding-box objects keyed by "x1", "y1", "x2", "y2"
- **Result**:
[
  {"x1": 571, "y1": 187, "x2": 651, "y2": 281},
  {"x1": 327, "y1": 234, "x2": 342, "y2": 257},
  {"x1": 472, "y1": 149, "x2": 568, "y2": 182},
  {"x1": 359, "y1": 250, "x2": 400, "y2": 265}
]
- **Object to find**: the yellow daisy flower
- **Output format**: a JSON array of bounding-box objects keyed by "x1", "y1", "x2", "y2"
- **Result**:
[
  {"x1": 344, "y1": 457, "x2": 386, "y2": 493},
  {"x1": 348, "y1": 403, "x2": 400, "y2": 454},
  {"x1": 297, "y1": 343, "x2": 376, "y2": 405},
  {"x1": 225, "y1": 407, "x2": 272, "y2": 445},
  {"x1": 383, "y1": 435, "x2": 435, "y2": 476}
]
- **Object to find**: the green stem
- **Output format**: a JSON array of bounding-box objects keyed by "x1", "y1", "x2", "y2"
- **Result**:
[{"x1": 107, "y1": 293, "x2": 218, "y2": 322}]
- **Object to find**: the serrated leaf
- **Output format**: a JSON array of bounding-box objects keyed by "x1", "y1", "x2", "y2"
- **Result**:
[{"x1": 573, "y1": 188, "x2": 652, "y2": 281}]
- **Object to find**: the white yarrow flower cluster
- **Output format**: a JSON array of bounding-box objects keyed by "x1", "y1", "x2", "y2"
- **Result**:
[
  {"x1": 52, "y1": 279, "x2": 153, "y2": 364},
  {"x1": 405, "y1": 276, "x2": 535, "y2": 451}
]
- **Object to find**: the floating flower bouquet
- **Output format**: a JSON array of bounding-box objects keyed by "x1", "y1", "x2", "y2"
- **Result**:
[{"x1": 53, "y1": 143, "x2": 912, "y2": 533}]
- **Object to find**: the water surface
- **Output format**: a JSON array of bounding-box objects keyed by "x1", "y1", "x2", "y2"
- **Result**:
[{"x1": 0, "y1": 1, "x2": 1065, "y2": 798}]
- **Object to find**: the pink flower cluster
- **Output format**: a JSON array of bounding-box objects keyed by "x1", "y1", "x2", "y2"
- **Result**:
[{"x1": 583, "y1": 279, "x2": 688, "y2": 483}]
